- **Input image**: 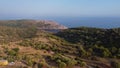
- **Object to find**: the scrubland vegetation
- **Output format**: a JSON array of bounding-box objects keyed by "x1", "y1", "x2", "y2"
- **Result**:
[{"x1": 0, "y1": 20, "x2": 119, "y2": 68}]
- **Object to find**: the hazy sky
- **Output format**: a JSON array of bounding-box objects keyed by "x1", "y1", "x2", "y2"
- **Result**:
[{"x1": 0, "y1": 0, "x2": 120, "y2": 19}]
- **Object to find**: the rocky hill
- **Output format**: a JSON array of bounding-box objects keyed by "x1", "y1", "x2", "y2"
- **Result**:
[{"x1": 0, "y1": 20, "x2": 68, "y2": 29}]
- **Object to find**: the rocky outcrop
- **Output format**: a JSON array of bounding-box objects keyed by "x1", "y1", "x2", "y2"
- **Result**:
[{"x1": 35, "y1": 20, "x2": 68, "y2": 29}]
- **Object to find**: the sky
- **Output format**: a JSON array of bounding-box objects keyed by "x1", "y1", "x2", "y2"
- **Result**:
[{"x1": 0, "y1": 0, "x2": 120, "y2": 19}]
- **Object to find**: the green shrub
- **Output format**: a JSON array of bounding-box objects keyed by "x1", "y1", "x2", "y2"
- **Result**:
[
  {"x1": 38, "y1": 62, "x2": 49, "y2": 68},
  {"x1": 22, "y1": 55, "x2": 34, "y2": 66},
  {"x1": 78, "y1": 46, "x2": 87, "y2": 58},
  {"x1": 67, "y1": 59, "x2": 77, "y2": 68},
  {"x1": 38, "y1": 62, "x2": 43, "y2": 68},
  {"x1": 8, "y1": 50, "x2": 17, "y2": 56},
  {"x1": 13, "y1": 48, "x2": 19, "y2": 52},
  {"x1": 111, "y1": 61, "x2": 120, "y2": 68},
  {"x1": 27, "y1": 60, "x2": 33, "y2": 66},
  {"x1": 58, "y1": 62, "x2": 67, "y2": 68},
  {"x1": 51, "y1": 54, "x2": 70, "y2": 63},
  {"x1": 79, "y1": 61, "x2": 86, "y2": 67},
  {"x1": 7, "y1": 48, "x2": 19, "y2": 56},
  {"x1": 56, "y1": 59, "x2": 61, "y2": 63},
  {"x1": 7, "y1": 56, "x2": 15, "y2": 62}
]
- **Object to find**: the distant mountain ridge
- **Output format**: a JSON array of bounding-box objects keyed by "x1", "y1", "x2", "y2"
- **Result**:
[{"x1": 0, "y1": 20, "x2": 68, "y2": 29}]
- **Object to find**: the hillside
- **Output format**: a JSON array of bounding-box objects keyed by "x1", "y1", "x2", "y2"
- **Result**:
[
  {"x1": 0, "y1": 20, "x2": 67, "y2": 29},
  {"x1": 56, "y1": 27, "x2": 120, "y2": 47},
  {"x1": 56, "y1": 27, "x2": 120, "y2": 58},
  {"x1": 0, "y1": 22, "x2": 120, "y2": 68}
]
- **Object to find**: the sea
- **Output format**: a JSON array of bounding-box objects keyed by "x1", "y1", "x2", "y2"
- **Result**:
[
  {"x1": 39, "y1": 17, "x2": 120, "y2": 28},
  {"x1": 1, "y1": 16, "x2": 120, "y2": 28},
  {"x1": 35, "y1": 17, "x2": 120, "y2": 29}
]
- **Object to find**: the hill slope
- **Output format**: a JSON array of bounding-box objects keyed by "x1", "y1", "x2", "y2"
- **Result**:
[
  {"x1": 0, "y1": 22, "x2": 120, "y2": 68},
  {"x1": 0, "y1": 20, "x2": 68, "y2": 29},
  {"x1": 56, "y1": 27, "x2": 120, "y2": 58}
]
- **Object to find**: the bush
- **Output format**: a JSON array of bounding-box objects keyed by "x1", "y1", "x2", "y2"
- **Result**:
[
  {"x1": 7, "y1": 48, "x2": 19, "y2": 56},
  {"x1": 93, "y1": 45, "x2": 111, "y2": 57},
  {"x1": 38, "y1": 62, "x2": 49, "y2": 68},
  {"x1": 79, "y1": 61, "x2": 86, "y2": 67},
  {"x1": 38, "y1": 62, "x2": 44, "y2": 68},
  {"x1": 27, "y1": 60, "x2": 33, "y2": 66},
  {"x1": 8, "y1": 50, "x2": 17, "y2": 56},
  {"x1": 22, "y1": 55, "x2": 34, "y2": 66},
  {"x1": 13, "y1": 48, "x2": 19, "y2": 52},
  {"x1": 78, "y1": 46, "x2": 87, "y2": 58},
  {"x1": 7, "y1": 56, "x2": 15, "y2": 62},
  {"x1": 67, "y1": 59, "x2": 77, "y2": 68},
  {"x1": 58, "y1": 62, "x2": 67, "y2": 68},
  {"x1": 75, "y1": 57, "x2": 86, "y2": 67},
  {"x1": 52, "y1": 54, "x2": 73, "y2": 64},
  {"x1": 111, "y1": 61, "x2": 120, "y2": 68}
]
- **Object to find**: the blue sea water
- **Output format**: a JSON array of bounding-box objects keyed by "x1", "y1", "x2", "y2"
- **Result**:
[
  {"x1": 1, "y1": 16, "x2": 120, "y2": 28},
  {"x1": 40, "y1": 17, "x2": 120, "y2": 28},
  {"x1": 55, "y1": 17, "x2": 120, "y2": 28}
]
